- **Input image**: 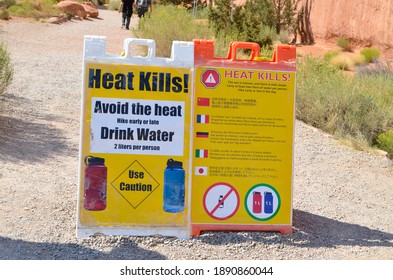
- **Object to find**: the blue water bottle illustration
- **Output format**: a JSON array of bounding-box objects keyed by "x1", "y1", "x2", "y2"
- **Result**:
[
  {"x1": 163, "y1": 158, "x2": 185, "y2": 213},
  {"x1": 264, "y1": 192, "x2": 273, "y2": 214}
]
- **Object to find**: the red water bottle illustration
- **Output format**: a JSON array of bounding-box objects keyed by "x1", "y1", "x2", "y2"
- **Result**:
[
  {"x1": 84, "y1": 156, "x2": 107, "y2": 211},
  {"x1": 252, "y1": 191, "x2": 262, "y2": 213}
]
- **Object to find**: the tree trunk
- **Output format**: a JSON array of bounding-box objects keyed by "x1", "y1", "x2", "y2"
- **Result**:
[{"x1": 298, "y1": 0, "x2": 314, "y2": 44}]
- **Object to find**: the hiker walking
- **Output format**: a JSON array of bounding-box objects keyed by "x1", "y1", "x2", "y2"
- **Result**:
[
  {"x1": 136, "y1": 0, "x2": 152, "y2": 18},
  {"x1": 118, "y1": 0, "x2": 135, "y2": 29}
]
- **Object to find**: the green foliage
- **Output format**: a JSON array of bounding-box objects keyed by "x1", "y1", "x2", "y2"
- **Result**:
[
  {"x1": 0, "y1": 42, "x2": 14, "y2": 95},
  {"x1": 7, "y1": 0, "x2": 59, "y2": 19},
  {"x1": 360, "y1": 47, "x2": 381, "y2": 63},
  {"x1": 329, "y1": 54, "x2": 353, "y2": 71},
  {"x1": 107, "y1": 0, "x2": 121, "y2": 11},
  {"x1": 240, "y1": 0, "x2": 274, "y2": 46},
  {"x1": 336, "y1": 37, "x2": 352, "y2": 52},
  {"x1": 133, "y1": 4, "x2": 213, "y2": 57},
  {"x1": 259, "y1": 45, "x2": 274, "y2": 59},
  {"x1": 376, "y1": 131, "x2": 393, "y2": 157},
  {"x1": 207, "y1": 0, "x2": 238, "y2": 36},
  {"x1": 213, "y1": 31, "x2": 243, "y2": 57},
  {"x1": 0, "y1": 0, "x2": 16, "y2": 8},
  {"x1": 159, "y1": 0, "x2": 209, "y2": 9},
  {"x1": 271, "y1": 0, "x2": 299, "y2": 34},
  {"x1": 296, "y1": 56, "x2": 393, "y2": 149},
  {"x1": 276, "y1": 29, "x2": 290, "y2": 44},
  {"x1": 208, "y1": 0, "x2": 298, "y2": 49},
  {"x1": 323, "y1": 50, "x2": 341, "y2": 62},
  {"x1": 0, "y1": 8, "x2": 10, "y2": 19}
]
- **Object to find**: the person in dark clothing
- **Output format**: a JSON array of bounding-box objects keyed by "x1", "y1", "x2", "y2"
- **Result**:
[
  {"x1": 118, "y1": 0, "x2": 135, "y2": 30},
  {"x1": 136, "y1": 0, "x2": 152, "y2": 18}
]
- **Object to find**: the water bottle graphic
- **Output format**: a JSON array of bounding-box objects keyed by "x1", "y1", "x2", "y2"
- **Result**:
[
  {"x1": 84, "y1": 156, "x2": 107, "y2": 211},
  {"x1": 252, "y1": 191, "x2": 262, "y2": 213},
  {"x1": 163, "y1": 158, "x2": 185, "y2": 213},
  {"x1": 264, "y1": 192, "x2": 273, "y2": 214}
]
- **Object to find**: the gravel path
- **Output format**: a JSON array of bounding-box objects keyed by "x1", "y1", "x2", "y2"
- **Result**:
[{"x1": 1, "y1": 8, "x2": 392, "y2": 260}]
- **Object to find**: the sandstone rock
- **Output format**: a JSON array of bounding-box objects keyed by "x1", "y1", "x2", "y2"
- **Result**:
[
  {"x1": 56, "y1": 0, "x2": 87, "y2": 19},
  {"x1": 47, "y1": 14, "x2": 68, "y2": 24},
  {"x1": 82, "y1": 2, "x2": 99, "y2": 18},
  {"x1": 299, "y1": 0, "x2": 393, "y2": 57}
]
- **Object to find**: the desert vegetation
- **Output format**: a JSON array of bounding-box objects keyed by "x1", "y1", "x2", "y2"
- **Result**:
[{"x1": 0, "y1": 42, "x2": 13, "y2": 96}]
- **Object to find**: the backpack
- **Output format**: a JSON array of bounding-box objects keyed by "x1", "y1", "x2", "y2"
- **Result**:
[{"x1": 137, "y1": 0, "x2": 148, "y2": 8}]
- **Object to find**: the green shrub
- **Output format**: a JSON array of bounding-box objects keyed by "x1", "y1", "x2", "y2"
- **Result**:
[
  {"x1": 0, "y1": 42, "x2": 14, "y2": 95},
  {"x1": 213, "y1": 31, "x2": 243, "y2": 58},
  {"x1": 329, "y1": 54, "x2": 353, "y2": 70},
  {"x1": 376, "y1": 131, "x2": 393, "y2": 156},
  {"x1": 336, "y1": 37, "x2": 352, "y2": 52},
  {"x1": 0, "y1": 0, "x2": 16, "y2": 8},
  {"x1": 323, "y1": 50, "x2": 341, "y2": 62},
  {"x1": 296, "y1": 56, "x2": 393, "y2": 148},
  {"x1": 351, "y1": 53, "x2": 366, "y2": 66},
  {"x1": 133, "y1": 5, "x2": 213, "y2": 57},
  {"x1": 360, "y1": 47, "x2": 381, "y2": 63},
  {"x1": 107, "y1": 0, "x2": 121, "y2": 11},
  {"x1": 0, "y1": 8, "x2": 10, "y2": 19},
  {"x1": 276, "y1": 29, "x2": 290, "y2": 44},
  {"x1": 7, "y1": 0, "x2": 59, "y2": 19}
]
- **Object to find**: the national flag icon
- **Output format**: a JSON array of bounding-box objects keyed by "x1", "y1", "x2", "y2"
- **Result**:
[
  {"x1": 196, "y1": 132, "x2": 209, "y2": 138},
  {"x1": 197, "y1": 97, "x2": 210, "y2": 106},
  {"x1": 195, "y1": 166, "x2": 208, "y2": 176},
  {"x1": 195, "y1": 149, "x2": 208, "y2": 158},
  {"x1": 196, "y1": 114, "x2": 210, "y2": 124}
]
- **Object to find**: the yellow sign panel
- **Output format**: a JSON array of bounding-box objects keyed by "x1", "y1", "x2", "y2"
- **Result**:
[
  {"x1": 191, "y1": 66, "x2": 295, "y2": 232},
  {"x1": 78, "y1": 63, "x2": 192, "y2": 231}
]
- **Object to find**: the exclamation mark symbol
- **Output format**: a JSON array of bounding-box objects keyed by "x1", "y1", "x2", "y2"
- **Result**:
[{"x1": 184, "y1": 74, "x2": 189, "y2": 93}]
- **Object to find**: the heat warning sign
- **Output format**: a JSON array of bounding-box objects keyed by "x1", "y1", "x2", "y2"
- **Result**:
[
  {"x1": 90, "y1": 98, "x2": 185, "y2": 156},
  {"x1": 78, "y1": 40, "x2": 193, "y2": 240}
]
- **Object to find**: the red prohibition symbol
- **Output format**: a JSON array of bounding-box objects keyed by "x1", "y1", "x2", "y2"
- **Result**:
[{"x1": 203, "y1": 182, "x2": 240, "y2": 220}]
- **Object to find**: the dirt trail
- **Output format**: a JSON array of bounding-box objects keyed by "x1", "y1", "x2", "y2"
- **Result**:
[{"x1": 0, "y1": 8, "x2": 392, "y2": 260}]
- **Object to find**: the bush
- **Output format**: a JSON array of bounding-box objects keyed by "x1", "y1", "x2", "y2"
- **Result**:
[
  {"x1": 376, "y1": 131, "x2": 393, "y2": 157},
  {"x1": 329, "y1": 54, "x2": 353, "y2": 70},
  {"x1": 213, "y1": 31, "x2": 243, "y2": 57},
  {"x1": 107, "y1": 0, "x2": 121, "y2": 11},
  {"x1": 133, "y1": 5, "x2": 213, "y2": 57},
  {"x1": 356, "y1": 60, "x2": 393, "y2": 77},
  {"x1": 329, "y1": 53, "x2": 365, "y2": 70},
  {"x1": 336, "y1": 37, "x2": 352, "y2": 52},
  {"x1": 360, "y1": 47, "x2": 381, "y2": 63},
  {"x1": 296, "y1": 56, "x2": 393, "y2": 148},
  {"x1": 0, "y1": 8, "x2": 10, "y2": 19},
  {"x1": 0, "y1": 42, "x2": 14, "y2": 95},
  {"x1": 7, "y1": 0, "x2": 59, "y2": 19},
  {"x1": 323, "y1": 50, "x2": 340, "y2": 62},
  {"x1": 0, "y1": 0, "x2": 16, "y2": 8}
]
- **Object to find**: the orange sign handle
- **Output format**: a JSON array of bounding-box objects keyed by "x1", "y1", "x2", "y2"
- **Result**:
[
  {"x1": 194, "y1": 39, "x2": 296, "y2": 70},
  {"x1": 226, "y1": 42, "x2": 261, "y2": 61}
]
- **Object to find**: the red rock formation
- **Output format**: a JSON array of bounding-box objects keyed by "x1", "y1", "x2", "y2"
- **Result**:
[
  {"x1": 82, "y1": 2, "x2": 99, "y2": 18},
  {"x1": 56, "y1": 1, "x2": 87, "y2": 19},
  {"x1": 299, "y1": 0, "x2": 393, "y2": 57}
]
